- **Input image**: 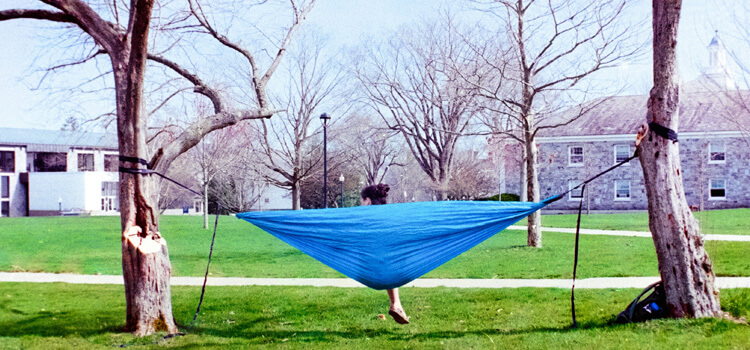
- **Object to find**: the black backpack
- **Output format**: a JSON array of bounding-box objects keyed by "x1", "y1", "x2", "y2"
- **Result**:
[{"x1": 616, "y1": 281, "x2": 667, "y2": 323}]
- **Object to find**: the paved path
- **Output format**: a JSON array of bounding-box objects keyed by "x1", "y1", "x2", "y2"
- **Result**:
[
  {"x1": 2, "y1": 272, "x2": 749, "y2": 289},
  {"x1": 506, "y1": 226, "x2": 750, "y2": 241}
]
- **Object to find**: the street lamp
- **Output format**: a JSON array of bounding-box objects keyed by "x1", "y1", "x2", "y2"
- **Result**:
[
  {"x1": 320, "y1": 113, "x2": 331, "y2": 208},
  {"x1": 339, "y1": 174, "x2": 345, "y2": 208}
]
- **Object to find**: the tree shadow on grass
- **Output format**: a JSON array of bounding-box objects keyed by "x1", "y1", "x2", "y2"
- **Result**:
[
  {"x1": 0, "y1": 313, "x2": 124, "y2": 338},
  {"x1": 188, "y1": 319, "x2": 622, "y2": 344}
]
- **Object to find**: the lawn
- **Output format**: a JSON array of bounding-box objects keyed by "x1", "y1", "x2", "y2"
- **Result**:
[
  {"x1": 1, "y1": 216, "x2": 748, "y2": 278},
  {"x1": 0, "y1": 283, "x2": 748, "y2": 349},
  {"x1": 528, "y1": 208, "x2": 750, "y2": 235}
]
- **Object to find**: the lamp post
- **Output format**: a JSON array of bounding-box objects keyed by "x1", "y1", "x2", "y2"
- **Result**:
[
  {"x1": 320, "y1": 113, "x2": 331, "y2": 208},
  {"x1": 339, "y1": 174, "x2": 345, "y2": 208}
]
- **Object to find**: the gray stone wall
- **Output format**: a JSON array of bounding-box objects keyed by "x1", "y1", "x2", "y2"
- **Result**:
[{"x1": 527, "y1": 137, "x2": 750, "y2": 211}]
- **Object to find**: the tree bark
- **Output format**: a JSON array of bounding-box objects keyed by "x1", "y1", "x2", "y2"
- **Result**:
[
  {"x1": 292, "y1": 183, "x2": 301, "y2": 210},
  {"x1": 115, "y1": 0, "x2": 179, "y2": 336},
  {"x1": 524, "y1": 128, "x2": 541, "y2": 247},
  {"x1": 638, "y1": 0, "x2": 720, "y2": 318},
  {"x1": 203, "y1": 181, "x2": 209, "y2": 229}
]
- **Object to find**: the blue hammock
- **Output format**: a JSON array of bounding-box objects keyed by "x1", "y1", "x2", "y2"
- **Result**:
[{"x1": 236, "y1": 195, "x2": 561, "y2": 290}]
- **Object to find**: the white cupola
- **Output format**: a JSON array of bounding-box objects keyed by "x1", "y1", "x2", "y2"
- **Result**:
[{"x1": 704, "y1": 31, "x2": 735, "y2": 90}]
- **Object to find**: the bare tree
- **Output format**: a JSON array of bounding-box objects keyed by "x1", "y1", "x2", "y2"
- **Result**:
[
  {"x1": 353, "y1": 16, "x2": 482, "y2": 200},
  {"x1": 189, "y1": 122, "x2": 250, "y2": 227},
  {"x1": 209, "y1": 165, "x2": 264, "y2": 214},
  {"x1": 250, "y1": 38, "x2": 342, "y2": 210},
  {"x1": 467, "y1": 0, "x2": 644, "y2": 247},
  {"x1": 0, "y1": 0, "x2": 316, "y2": 336},
  {"x1": 156, "y1": 154, "x2": 197, "y2": 214},
  {"x1": 446, "y1": 145, "x2": 499, "y2": 200},
  {"x1": 339, "y1": 114, "x2": 403, "y2": 186},
  {"x1": 638, "y1": 0, "x2": 720, "y2": 318}
]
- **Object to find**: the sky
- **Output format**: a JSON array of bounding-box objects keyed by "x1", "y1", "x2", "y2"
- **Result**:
[{"x1": 0, "y1": 0, "x2": 747, "y2": 131}]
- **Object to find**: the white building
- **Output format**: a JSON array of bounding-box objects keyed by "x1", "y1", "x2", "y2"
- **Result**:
[
  {"x1": 0, "y1": 128, "x2": 120, "y2": 216},
  {"x1": 250, "y1": 184, "x2": 293, "y2": 211}
]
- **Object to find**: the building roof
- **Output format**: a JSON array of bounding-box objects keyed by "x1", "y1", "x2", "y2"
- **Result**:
[
  {"x1": 0, "y1": 128, "x2": 118, "y2": 151},
  {"x1": 537, "y1": 90, "x2": 750, "y2": 137}
]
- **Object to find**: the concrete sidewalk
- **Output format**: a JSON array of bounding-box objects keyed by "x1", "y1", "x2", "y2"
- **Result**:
[
  {"x1": 506, "y1": 226, "x2": 750, "y2": 242},
  {"x1": 2, "y1": 272, "x2": 749, "y2": 289}
]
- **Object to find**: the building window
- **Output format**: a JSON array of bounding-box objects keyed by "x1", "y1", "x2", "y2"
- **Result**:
[
  {"x1": 104, "y1": 154, "x2": 119, "y2": 172},
  {"x1": 101, "y1": 181, "x2": 118, "y2": 211},
  {"x1": 568, "y1": 146, "x2": 584, "y2": 166},
  {"x1": 709, "y1": 179, "x2": 726, "y2": 200},
  {"x1": 78, "y1": 153, "x2": 95, "y2": 172},
  {"x1": 0, "y1": 151, "x2": 14, "y2": 173},
  {"x1": 708, "y1": 142, "x2": 725, "y2": 163},
  {"x1": 568, "y1": 181, "x2": 583, "y2": 200},
  {"x1": 1, "y1": 176, "x2": 8, "y2": 199},
  {"x1": 614, "y1": 180, "x2": 631, "y2": 200},
  {"x1": 34, "y1": 152, "x2": 67, "y2": 172},
  {"x1": 1, "y1": 175, "x2": 8, "y2": 217},
  {"x1": 614, "y1": 145, "x2": 631, "y2": 164}
]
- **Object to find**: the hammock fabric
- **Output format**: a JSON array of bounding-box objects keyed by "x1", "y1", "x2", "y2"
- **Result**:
[{"x1": 236, "y1": 195, "x2": 561, "y2": 290}]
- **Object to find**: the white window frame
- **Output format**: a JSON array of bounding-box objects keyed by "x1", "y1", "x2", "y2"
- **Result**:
[
  {"x1": 103, "y1": 153, "x2": 119, "y2": 172},
  {"x1": 568, "y1": 181, "x2": 583, "y2": 201},
  {"x1": 101, "y1": 181, "x2": 118, "y2": 211},
  {"x1": 0, "y1": 148, "x2": 15, "y2": 173},
  {"x1": 77, "y1": 152, "x2": 95, "y2": 172},
  {"x1": 613, "y1": 145, "x2": 631, "y2": 165},
  {"x1": 1, "y1": 175, "x2": 9, "y2": 217},
  {"x1": 708, "y1": 179, "x2": 726, "y2": 200},
  {"x1": 614, "y1": 180, "x2": 631, "y2": 201},
  {"x1": 568, "y1": 146, "x2": 584, "y2": 167},
  {"x1": 708, "y1": 142, "x2": 726, "y2": 164}
]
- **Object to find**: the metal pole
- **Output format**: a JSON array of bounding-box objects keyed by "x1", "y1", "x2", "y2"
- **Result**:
[
  {"x1": 320, "y1": 113, "x2": 330, "y2": 209},
  {"x1": 323, "y1": 122, "x2": 327, "y2": 208},
  {"x1": 340, "y1": 179, "x2": 344, "y2": 208}
]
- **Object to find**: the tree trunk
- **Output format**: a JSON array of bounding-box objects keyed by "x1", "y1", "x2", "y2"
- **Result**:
[
  {"x1": 292, "y1": 183, "x2": 301, "y2": 210},
  {"x1": 525, "y1": 132, "x2": 541, "y2": 247},
  {"x1": 519, "y1": 155, "x2": 527, "y2": 202},
  {"x1": 115, "y1": 0, "x2": 178, "y2": 336},
  {"x1": 638, "y1": 0, "x2": 720, "y2": 318},
  {"x1": 203, "y1": 181, "x2": 209, "y2": 229}
]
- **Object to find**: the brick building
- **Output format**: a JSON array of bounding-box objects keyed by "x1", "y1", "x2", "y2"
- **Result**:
[{"x1": 532, "y1": 35, "x2": 750, "y2": 212}]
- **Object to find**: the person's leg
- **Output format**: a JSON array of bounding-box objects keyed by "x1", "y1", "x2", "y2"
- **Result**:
[
  {"x1": 387, "y1": 288, "x2": 409, "y2": 324},
  {"x1": 387, "y1": 288, "x2": 402, "y2": 309}
]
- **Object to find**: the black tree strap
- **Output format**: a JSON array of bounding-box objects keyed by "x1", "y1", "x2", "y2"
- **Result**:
[
  {"x1": 570, "y1": 184, "x2": 586, "y2": 329},
  {"x1": 648, "y1": 122, "x2": 678, "y2": 142},
  {"x1": 557, "y1": 150, "x2": 641, "y2": 328},
  {"x1": 187, "y1": 203, "x2": 221, "y2": 330},
  {"x1": 119, "y1": 155, "x2": 150, "y2": 168},
  {"x1": 118, "y1": 155, "x2": 201, "y2": 197}
]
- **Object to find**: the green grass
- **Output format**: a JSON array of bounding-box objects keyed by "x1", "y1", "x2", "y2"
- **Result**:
[
  {"x1": 1, "y1": 216, "x2": 748, "y2": 278},
  {"x1": 0, "y1": 283, "x2": 748, "y2": 349},
  {"x1": 524, "y1": 209, "x2": 750, "y2": 235}
]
